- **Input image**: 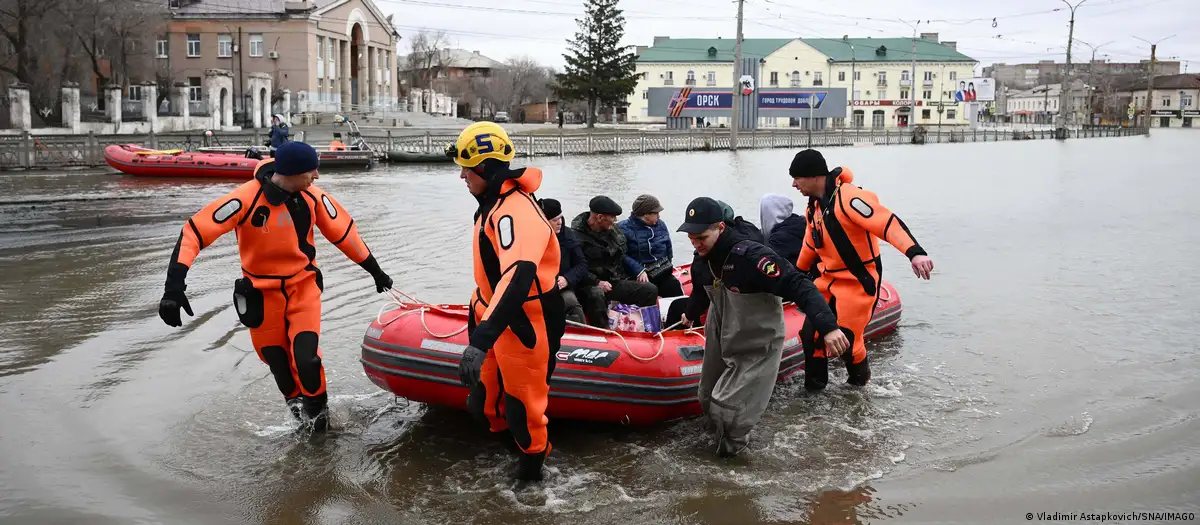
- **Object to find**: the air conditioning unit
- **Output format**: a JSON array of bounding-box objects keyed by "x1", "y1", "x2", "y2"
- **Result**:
[{"x1": 268, "y1": 50, "x2": 280, "y2": 59}]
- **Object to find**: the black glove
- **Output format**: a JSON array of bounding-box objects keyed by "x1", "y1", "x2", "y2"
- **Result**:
[
  {"x1": 158, "y1": 290, "x2": 193, "y2": 327},
  {"x1": 372, "y1": 271, "x2": 393, "y2": 294},
  {"x1": 458, "y1": 345, "x2": 487, "y2": 387}
]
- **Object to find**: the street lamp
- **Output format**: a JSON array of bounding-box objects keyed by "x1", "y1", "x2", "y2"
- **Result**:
[
  {"x1": 1132, "y1": 34, "x2": 1176, "y2": 133},
  {"x1": 831, "y1": 37, "x2": 856, "y2": 128}
]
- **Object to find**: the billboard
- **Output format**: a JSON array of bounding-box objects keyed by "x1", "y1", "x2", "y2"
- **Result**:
[
  {"x1": 953, "y1": 77, "x2": 996, "y2": 102},
  {"x1": 650, "y1": 87, "x2": 848, "y2": 119}
]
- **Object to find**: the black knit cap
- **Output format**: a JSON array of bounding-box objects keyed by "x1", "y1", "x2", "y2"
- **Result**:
[
  {"x1": 789, "y1": 148, "x2": 829, "y2": 178},
  {"x1": 589, "y1": 195, "x2": 622, "y2": 215},
  {"x1": 539, "y1": 198, "x2": 563, "y2": 220}
]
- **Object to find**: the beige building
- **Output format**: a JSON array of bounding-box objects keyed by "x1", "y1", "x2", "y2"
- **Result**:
[
  {"x1": 163, "y1": 0, "x2": 400, "y2": 120},
  {"x1": 628, "y1": 34, "x2": 978, "y2": 128}
]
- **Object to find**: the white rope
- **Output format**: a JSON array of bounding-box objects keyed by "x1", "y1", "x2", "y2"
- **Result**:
[{"x1": 376, "y1": 289, "x2": 704, "y2": 360}]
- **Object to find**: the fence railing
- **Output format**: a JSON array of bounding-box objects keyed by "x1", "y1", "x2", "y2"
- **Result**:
[{"x1": 0, "y1": 126, "x2": 1147, "y2": 170}]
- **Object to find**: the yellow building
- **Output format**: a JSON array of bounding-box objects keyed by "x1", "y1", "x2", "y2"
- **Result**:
[{"x1": 629, "y1": 34, "x2": 978, "y2": 128}]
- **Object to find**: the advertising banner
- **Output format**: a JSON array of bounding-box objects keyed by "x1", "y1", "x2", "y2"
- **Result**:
[{"x1": 953, "y1": 77, "x2": 996, "y2": 102}]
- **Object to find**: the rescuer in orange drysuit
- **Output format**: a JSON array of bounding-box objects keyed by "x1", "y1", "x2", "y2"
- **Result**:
[
  {"x1": 790, "y1": 149, "x2": 935, "y2": 391},
  {"x1": 445, "y1": 121, "x2": 565, "y2": 482},
  {"x1": 157, "y1": 141, "x2": 393, "y2": 431}
]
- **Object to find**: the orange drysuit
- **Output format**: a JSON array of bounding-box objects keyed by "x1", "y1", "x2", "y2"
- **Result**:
[
  {"x1": 463, "y1": 166, "x2": 565, "y2": 469},
  {"x1": 161, "y1": 159, "x2": 390, "y2": 421},
  {"x1": 797, "y1": 167, "x2": 925, "y2": 390}
]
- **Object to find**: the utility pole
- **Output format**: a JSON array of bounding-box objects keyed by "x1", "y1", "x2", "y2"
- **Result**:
[
  {"x1": 730, "y1": 0, "x2": 745, "y2": 150},
  {"x1": 1134, "y1": 35, "x2": 1176, "y2": 135},
  {"x1": 1074, "y1": 39, "x2": 1113, "y2": 126},
  {"x1": 1058, "y1": 0, "x2": 1085, "y2": 133},
  {"x1": 899, "y1": 19, "x2": 920, "y2": 111}
]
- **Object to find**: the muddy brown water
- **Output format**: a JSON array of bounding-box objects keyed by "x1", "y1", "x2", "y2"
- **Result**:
[{"x1": 1, "y1": 131, "x2": 1198, "y2": 524}]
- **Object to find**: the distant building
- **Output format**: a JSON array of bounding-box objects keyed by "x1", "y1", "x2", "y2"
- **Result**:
[
  {"x1": 1004, "y1": 81, "x2": 1091, "y2": 124},
  {"x1": 627, "y1": 33, "x2": 978, "y2": 128},
  {"x1": 399, "y1": 48, "x2": 505, "y2": 90},
  {"x1": 163, "y1": 0, "x2": 400, "y2": 116},
  {"x1": 1111, "y1": 74, "x2": 1200, "y2": 128},
  {"x1": 984, "y1": 59, "x2": 1180, "y2": 91}
]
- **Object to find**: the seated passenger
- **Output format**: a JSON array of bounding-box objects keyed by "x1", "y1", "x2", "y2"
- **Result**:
[
  {"x1": 618, "y1": 194, "x2": 684, "y2": 298},
  {"x1": 759, "y1": 193, "x2": 808, "y2": 266},
  {"x1": 540, "y1": 198, "x2": 588, "y2": 324},
  {"x1": 571, "y1": 195, "x2": 659, "y2": 328}
]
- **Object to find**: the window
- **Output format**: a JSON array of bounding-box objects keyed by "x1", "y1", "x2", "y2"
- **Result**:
[
  {"x1": 706, "y1": 71, "x2": 716, "y2": 86},
  {"x1": 1183, "y1": 94, "x2": 1194, "y2": 107},
  {"x1": 316, "y1": 37, "x2": 324, "y2": 79},
  {"x1": 877, "y1": 90, "x2": 886, "y2": 100},
  {"x1": 813, "y1": 72, "x2": 822, "y2": 85},
  {"x1": 642, "y1": 90, "x2": 648, "y2": 99},
  {"x1": 218, "y1": 34, "x2": 232, "y2": 58},
  {"x1": 922, "y1": 90, "x2": 932, "y2": 99},
  {"x1": 249, "y1": 34, "x2": 263, "y2": 57},
  {"x1": 327, "y1": 40, "x2": 335, "y2": 79},
  {"x1": 838, "y1": 71, "x2": 845, "y2": 82},
  {"x1": 156, "y1": 38, "x2": 168, "y2": 58},
  {"x1": 924, "y1": 71, "x2": 933, "y2": 81},
  {"x1": 901, "y1": 70, "x2": 910, "y2": 81},
  {"x1": 770, "y1": 71, "x2": 778, "y2": 86},
  {"x1": 922, "y1": 109, "x2": 931, "y2": 119},
  {"x1": 949, "y1": 71, "x2": 957, "y2": 80},
  {"x1": 1162, "y1": 96, "x2": 1171, "y2": 107},
  {"x1": 853, "y1": 110, "x2": 864, "y2": 127},
  {"x1": 317, "y1": 78, "x2": 324, "y2": 102},
  {"x1": 947, "y1": 109, "x2": 956, "y2": 119},
  {"x1": 791, "y1": 71, "x2": 800, "y2": 87},
  {"x1": 871, "y1": 110, "x2": 885, "y2": 127},
  {"x1": 877, "y1": 71, "x2": 886, "y2": 85},
  {"x1": 188, "y1": 77, "x2": 202, "y2": 102},
  {"x1": 127, "y1": 85, "x2": 143, "y2": 101},
  {"x1": 187, "y1": 34, "x2": 200, "y2": 57},
  {"x1": 686, "y1": 70, "x2": 695, "y2": 86},
  {"x1": 664, "y1": 71, "x2": 673, "y2": 85},
  {"x1": 900, "y1": 89, "x2": 909, "y2": 100},
  {"x1": 854, "y1": 71, "x2": 861, "y2": 81}
]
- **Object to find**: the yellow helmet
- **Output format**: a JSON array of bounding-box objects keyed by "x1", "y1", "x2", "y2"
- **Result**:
[{"x1": 444, "y1": 121, "x2": 516, "y2": 168}]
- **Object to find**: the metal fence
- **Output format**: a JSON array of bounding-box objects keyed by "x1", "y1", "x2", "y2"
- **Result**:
[{"x1": 0, "y1": 126, "x2": 1147, "y2": 171}]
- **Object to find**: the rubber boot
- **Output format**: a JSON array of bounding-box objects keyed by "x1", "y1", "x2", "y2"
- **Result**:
[
  {"x1": 497, "y1": 430, "x2": 522, "y2": 455},
  {"x1": 515, "y1": 447, "x2": 549, "y2": 482},
  {"x1": 286, "y1": 397, "x2": 303, "y2": 421},
  {"x1": 301, "y1": 393, "x2": 329, "y2": 433}
]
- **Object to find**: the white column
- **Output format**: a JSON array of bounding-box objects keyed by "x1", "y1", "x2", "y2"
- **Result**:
[
  {"x1": 61, "y1": 83, "x2": 81, "y2": 133},
  {"x1": 142, "y1": 81, "x2": 158, "y2": 132},
  {"x1": 8, "y1": 83, "x2": 31, "y2": 131},
  {"x1": 341, "y1": 39, "x2": 352, "y2": 111}
]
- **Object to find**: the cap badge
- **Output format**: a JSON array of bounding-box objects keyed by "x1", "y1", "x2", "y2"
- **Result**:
[{"x1": 688, "y1": 208, "x2": 695, "y2": 217}]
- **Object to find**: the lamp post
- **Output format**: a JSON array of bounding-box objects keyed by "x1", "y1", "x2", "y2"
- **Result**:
[
  {"x1": 1133, "y1": 34, "x2": 1176, "y2": 134},
  {"x1": 833, "y1": 37, "x2": 856, "y2": 128}
]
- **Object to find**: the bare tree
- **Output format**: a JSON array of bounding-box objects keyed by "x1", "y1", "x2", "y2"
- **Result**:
[{"x1": 405, "y1": 29, "x2": 454, "y2": 91}]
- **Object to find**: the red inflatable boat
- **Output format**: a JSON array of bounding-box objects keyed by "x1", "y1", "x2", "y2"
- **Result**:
[
  {"x1": 361, "y1": 266, "x2": 903, "y2": 426},
  {"x1": 104, "y1": 144, "x2": 260, "y2": 179}
]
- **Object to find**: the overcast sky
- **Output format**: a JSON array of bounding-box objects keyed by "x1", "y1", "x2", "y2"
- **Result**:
[{"x1": 376, "y1": 0, "x2": 1198, "y2": 74}]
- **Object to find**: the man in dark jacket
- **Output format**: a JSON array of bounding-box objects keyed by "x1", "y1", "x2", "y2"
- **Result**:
[
  {"x1": 678, "y1": 196, "x2": 847, "y2": 457},
  {"x1": 268, "y1": 114, "x2": 289, "y2": 149},
  {"x1": 571, "y1": 195, "x2": 659, "y2": 327},
  {"x1": 677, "y1": 200, "x2": 765, "y2": 327},
  {"x1": 618, "y1": 194, "x2": 684, "y2": 298},
  {"x1": 540, "y1": 198, "x2": 588, "y2": 323}
]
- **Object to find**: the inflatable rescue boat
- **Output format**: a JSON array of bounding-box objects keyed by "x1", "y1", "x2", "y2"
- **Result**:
[
  {"x1": 361, "y1": 266, "x2": 903, "y2": 426},
  {"x1": 104, "y1": 144, "x2": 259, "y2": 178}
]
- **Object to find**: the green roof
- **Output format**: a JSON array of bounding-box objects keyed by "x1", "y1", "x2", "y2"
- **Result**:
[
  {"x1": 804, "y1": 38, "x2": 975, "y2": 63},
  {"x1": 636, "y1": 37, "x2": 975, "y2": 64},
  {"x1": 636, "y1": 38, "x2": 793, "y2": 63}
]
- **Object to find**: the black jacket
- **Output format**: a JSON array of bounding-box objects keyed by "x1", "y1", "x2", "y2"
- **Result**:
[
  {"x1": 684, "y1": 225, "x2": 838, "y2": 337},
  {"x1": 557, "y1": 227, "x2": 588, "y2": 289},
  {"x1": 570, "y1": 211, "x2": 640, "y2": 285},
  {"x1": 767, "y1": 213, "x2": 808, "y2": 267}
]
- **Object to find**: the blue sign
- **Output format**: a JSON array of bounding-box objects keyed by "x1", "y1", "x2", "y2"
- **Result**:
[
  {"x1": 666, "y1": 91, "x2": 733, "y2": 115},
  {"x1": 758, "y1": 92, "x2": 826, "y2": 109}
]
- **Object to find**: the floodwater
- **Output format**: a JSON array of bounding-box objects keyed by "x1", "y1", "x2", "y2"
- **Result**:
[{"x1": 2, "y1": 130, "x2": 1199, "y2": 525}]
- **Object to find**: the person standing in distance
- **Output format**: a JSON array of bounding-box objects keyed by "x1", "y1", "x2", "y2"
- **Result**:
[
  {"x1": 678, "y1": 197, "x2": 848, "y2": 457},
  {"x1": 445, "y1": 121, "x2": 566, "y2": 482},
  {"x1": 790, "y1": 148, "x2": 934, "y2": 392},
  {"x1": 157, "y1": 141, "x2": 393, "y2": 431}
]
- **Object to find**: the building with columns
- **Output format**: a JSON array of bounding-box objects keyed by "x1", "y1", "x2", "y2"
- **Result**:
[{"x1": 162, "y1": 0, "x2": 400, "y2": 119}]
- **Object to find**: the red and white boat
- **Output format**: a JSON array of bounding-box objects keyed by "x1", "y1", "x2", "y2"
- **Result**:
[
  {"x1": 104, "y1": 144, "x2": 260, "y2": 179},
  {"x1": 361, "y1": 266, "x2": 903, "y2": 426}
]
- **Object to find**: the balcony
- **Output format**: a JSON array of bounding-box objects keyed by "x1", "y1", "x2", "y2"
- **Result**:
[
  {"x1": 923, "y1": 80, "x2": 934, "y2": 87},
  {"x1": 685, "y1": 79, "x2": 696, "y2": 86},
  {"x1": 812, "y1": 80, "x2": 823, "y2": 86},
  {"x1": 877, "y1": 80, "x2": 888, "y2": 87},
  {"x1": 664, "y1": 79, "x2": 674, "y2": 86},
  {"x1": 900, "y1": 79, "x2": 912, "y2": 87}
]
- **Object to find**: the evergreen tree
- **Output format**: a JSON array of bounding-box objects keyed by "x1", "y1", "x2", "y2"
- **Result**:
[{"x1": 554, "y1": 0, "x2": 638, "y2": 128}]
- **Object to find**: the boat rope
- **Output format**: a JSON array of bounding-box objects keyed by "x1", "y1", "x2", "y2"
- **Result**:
[{"x1": 377, "y1": 288, "x2": 705, "y2": 362}]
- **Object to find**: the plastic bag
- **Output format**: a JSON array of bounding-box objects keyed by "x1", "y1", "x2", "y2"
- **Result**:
[{"x1": 607, "y1": 302, "x2": 662, "y2": 333}]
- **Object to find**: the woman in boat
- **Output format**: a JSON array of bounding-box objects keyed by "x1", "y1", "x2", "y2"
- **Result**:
[{"x1": 618, "y1": 194, "x2": 684, "y2": 298}]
